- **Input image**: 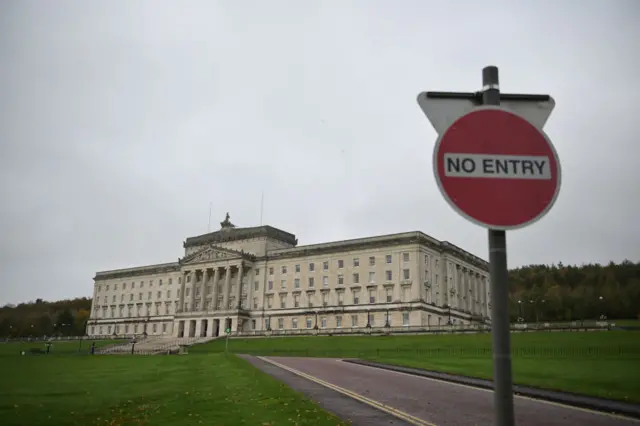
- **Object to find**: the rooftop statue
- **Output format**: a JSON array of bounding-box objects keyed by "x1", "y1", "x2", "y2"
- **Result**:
[{"x1": 220, "y1": 212, "x2": 236, "y2": 229}]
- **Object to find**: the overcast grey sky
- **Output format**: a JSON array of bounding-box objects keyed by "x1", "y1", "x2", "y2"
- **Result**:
[{"x1": 1, "y1": 1, "x2": 639, "y2": 305}]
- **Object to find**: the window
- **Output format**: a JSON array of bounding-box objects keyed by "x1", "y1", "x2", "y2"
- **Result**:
[
  {"x1": 386, "y1": 270, "x2": 392, "y2": 281},
  {"x1": 281, "y1": 279, "x2": 287, "y2": 290},
  {"x1": 386, "y1": 288, "x2": 393, "y2": 303},
  {"x1": 321, "y1": 317, "x2": 327, "y2": 328},
  {"x1": 152, "y1": 324, "x2": 157, "y2": 333},
  {"x1": 122, "y1": 283, "x2": 126, "y2": 290},
  {"x1": 159, "y1": 279, "x2": 163, "y2": 286},
  {"x1": 306, "y1": 318, "x2": 312, "y2": 328},
  {"x1": 255, "y1": 268, "x2": 260, "y2": 275},
  {"x1": 369, "y1": 256, "x2": 375, "y2": 266},
  {"x1": 150, "y1": 280, "x2": 153, "y2": 287},
  {"x1": 323, "y1": 261, "x2": 329, "y2": 271},
  {"x1": 353, "y1": 273, "x2": 359, "y2": 284},
  {"x1": 336, "y1": 316, "x2": 342, "y2": 328},
  {"x1": 114, "y1": 284, "x2": 118, "y2": 290},
  {"x1": 403, "y1": 253, "x2": 410, "y2": 262},
  {"x1": 294, "y1": 278, "x2": 300, "y2": 289},
  {"x1": 294, "y1": 294, "x2": 300, "y2": 308},
  {"x1": 337, "y1": 274, "x2": 344, "y2": 285},
  {"x1": 309, "y1": 263, "x2": 315, "y2": 272},
  {"x1": 386, "y1": 254, "x2": 392, "y2": 264},
  {"x1": 337, "y1": 292, "x2": 344, "y2": 305},
  {"x1": 308, "y1": 277, "x2": 314, "y2": 288},
  {"x1": 321, "y1": 293, "x2": 328, "y2": 306},
  {"x1": 253, "y1": 297, "x2": 258, "y2": 309},
  {"x1": 265, "y1": 318, "x2": 271, "y2": 330},
  {"x1": 278, "y1": 318, "x2": 284, "y2": 329},
  {"x1": 166, "y1": 290, "x2": 171, "y2": 298},
  {"x1": 157, "y1": 291, "x2": 161, "y2": 299},
  {"x1": 282, "y1": 266, "x2": 287, "y2": 274},
  {"x1": 186, "y1": 288, "x2": 190, "y2": 296},
  {"x1": 353, "y1": 290, "x2": 360, "y2": 304},
  {"x1": 322, "y1": 276, "x2": 329, "y2": 288},
  {"x1": 280, "y1": 295, "x2": 286, "y2": 309},
  {"x1": 254, "y1": 281, "x2": 259, "y2": 291},
  {"x1": 268, "y1": 280, "x2": 273, "y2": 291},
  {"x1": 353, "y1": 258, "x2": 360, "y2": 267},
  {"x1": 403, "y1": 269, "x2": 410, "y2": 280},
  {"x1": 162, "y1": 323, "x2": 167, "y2": 333},
  {"x1": 169, "y1": 278, "x2": 173, "y2": 285},
  {"x1": 338, "y1": 259, "x2": 344, "y2": 269},
  {"x1": 112, "y1": 295, "x2": 116, "y2": 303},
  {"x1": 367, "y1": 312, "x2": 374, "y2": 326},
  {"x1": 269, "y1": 267, "x2": 274, "y2": 275},
  {"x1": 267, "y1": 296, "x2": 273, "y2": 309},
  {"x1": 292, "y1": 318, "x2": 298, "y2": 329},
  {"x1": 403, "y1": 312, "x2": 410, "y2": 326},
  {"x1": 295, "y1": 264, "x2": 300, "y2": 273},
  {"x1": 369, "y1": 289, "x2": 376, "y2": 303},
  {"x1": 368, "y1": 271, "x2": 375, "y2": 283},
  {"x1": 120, "y1": 294, "x2": 124, "y2": 302},
  {"x1": 351, "y1": 315, "x2": 358, "y2": 327}
]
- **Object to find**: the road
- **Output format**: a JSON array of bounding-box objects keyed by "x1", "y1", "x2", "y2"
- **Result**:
[{"x1": 259, "y1": 356, "x2": 639, "y2": 426}]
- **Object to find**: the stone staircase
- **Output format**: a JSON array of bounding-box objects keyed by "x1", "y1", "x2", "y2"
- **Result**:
[{"x1": 98, "y1": 335, "x2": 219, "y2": 355}]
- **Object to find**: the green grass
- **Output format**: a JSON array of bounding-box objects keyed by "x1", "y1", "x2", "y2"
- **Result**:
[
  {"x1": 193, "y1": 331, "x2": 640, "y2": 404},
  {"x1": 0, "y1": 340, "x2": 123, "y2": 356},
  {"x1": 0, "y1": 353, "x2": 348, "y2": 426}
]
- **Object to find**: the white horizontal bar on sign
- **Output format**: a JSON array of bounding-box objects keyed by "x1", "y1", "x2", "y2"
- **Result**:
[{"x1": 443, "y1": 153, "x2": 552, "y2": 180}]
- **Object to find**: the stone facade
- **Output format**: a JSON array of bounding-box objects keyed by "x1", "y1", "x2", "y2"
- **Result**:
[{"x1": 87, "y1": 215, "x2": 491, "y2": 338}]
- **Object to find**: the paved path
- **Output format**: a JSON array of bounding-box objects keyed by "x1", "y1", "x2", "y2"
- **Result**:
[{"x1": 261, "y1": 356, "x2": 640, "y2": 426}]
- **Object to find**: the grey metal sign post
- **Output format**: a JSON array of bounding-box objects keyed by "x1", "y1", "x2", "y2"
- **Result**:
[{"x1": 417, "y1": 65, "x2": 560, "y2": 426}]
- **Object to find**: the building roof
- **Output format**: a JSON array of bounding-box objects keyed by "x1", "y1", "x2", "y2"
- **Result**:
[
  {"x1": 94, "y1": 229, "x2": 488, "y2": 281},
  {"x1": 183, "y1": 225, "x2": 298, "y2": 248}
]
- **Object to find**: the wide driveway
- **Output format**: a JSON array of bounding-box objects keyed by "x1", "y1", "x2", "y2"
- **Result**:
[{"x1": 262, "y1": 356, "x2": 639, "y2": 426}]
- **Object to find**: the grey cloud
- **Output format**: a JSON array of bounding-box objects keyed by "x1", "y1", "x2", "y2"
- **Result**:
[{"x1": 1, "y1": 0, "x2": 639, "y2": 304}]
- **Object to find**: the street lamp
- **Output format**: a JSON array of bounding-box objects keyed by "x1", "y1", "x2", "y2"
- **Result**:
[
  {"x1": 385, "y1": 309, "x2": 390, "y2": 328},
  {"x1": 528, "y1": 299, "x2": 545, "y2": 324},
  {"x1": 517, "y1": 300, "x2": 523, "y2": 321}
]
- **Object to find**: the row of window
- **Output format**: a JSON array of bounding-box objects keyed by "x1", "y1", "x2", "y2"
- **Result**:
[
  {"x1": 265, "y1": 269, "x2": 412, "y2": 292},
  {"x1": 267, "y1": 253, "x2": 414, "y2": 276},
  {"x1": 98, "y1": 277, "x2": 180, "y2": 293},
  {"x1": 91, "y1": 322, "x2": 168, "y2": 336},
  {"x1": 266, "y1": 312, "x2": 411, "y2": 330}
]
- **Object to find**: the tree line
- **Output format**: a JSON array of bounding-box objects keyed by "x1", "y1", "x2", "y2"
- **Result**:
[
  {"x1": 508, "y1": 260, "x2": 639, "y2": 323},
  {"x1": 1, "y1": 261, "x2": 638, "y2": 337},
  {"x1": 0, "y1": 297, "x2": 91, "y2": 338}
]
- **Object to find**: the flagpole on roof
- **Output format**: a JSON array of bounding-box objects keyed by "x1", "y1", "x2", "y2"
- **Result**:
[
  {"x1": 260, "y1": 191, "x2": 264, "y2": 226},
  {"x1": 207, "y1": 202, "x2": 212, "y2": 232}
]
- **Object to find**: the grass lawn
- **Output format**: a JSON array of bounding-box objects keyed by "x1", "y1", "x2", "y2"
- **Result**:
[
  {"x1": 0, "y1": 353, "x2": 348, "y2": 426},
  {"x1": 192, "y1": 331, "x2": 640, "y2": 404},
  {"x1": 0, "y1": 340, "x2": 122, "y2": 357}
]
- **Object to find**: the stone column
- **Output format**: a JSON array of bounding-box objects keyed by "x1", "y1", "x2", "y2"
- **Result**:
[
  {"x1": 235, "y1": 262, "x2": 243, "y2": 309},
  {"x1": 200, "y1": 269, "x2": 208, "y2": 312},
  {"x1": 211, "y1": 268, "x2": 220, "y2": 311},
  {"x1": 178, "y1": 272, "x2": 186, "y2": 312},
  {"x1": 222, "y1": 266, "x2": 231, "y2": 310},
  {"x1": 189, "y1": 271, "x2": 197, "y2": 311}
]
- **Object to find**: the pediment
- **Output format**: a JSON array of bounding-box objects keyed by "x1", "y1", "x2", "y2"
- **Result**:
[{"x1": 181, "y1": 245, "x2": 245, "y2": 265}]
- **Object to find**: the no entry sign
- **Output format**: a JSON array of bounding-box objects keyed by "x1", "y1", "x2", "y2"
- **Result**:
[{"x1": 433, "y1": 106, "x2": 561, "y2": 230}]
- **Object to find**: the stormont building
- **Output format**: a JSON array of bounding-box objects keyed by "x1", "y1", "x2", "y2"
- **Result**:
[{"x1": 87, "y1": 214, "x2": 491, "y2": 339}]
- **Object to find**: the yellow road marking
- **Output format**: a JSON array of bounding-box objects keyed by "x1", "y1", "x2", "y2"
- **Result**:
[
  {"x1": 342, "y1": 360, "x2": 640, "y2": 423},
  {"x1": 258, "y1": 356, "x2": 437, "y2": 426}
]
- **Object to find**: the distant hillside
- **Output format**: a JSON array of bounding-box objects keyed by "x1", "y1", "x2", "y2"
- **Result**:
[
  {"x1": 1, "y1": 261, "x2": 638, "y2": 337},
  {"x1": 508, "y1": 260, "x2": 639, "y2": 322},
  {"x1": 0, "y1": 297, "x2": 91, "y2": 338}
]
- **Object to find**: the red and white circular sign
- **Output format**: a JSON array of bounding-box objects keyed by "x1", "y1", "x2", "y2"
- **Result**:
[{"x1": 433, "y1": 106, "x2": 561, "y2": 230}]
